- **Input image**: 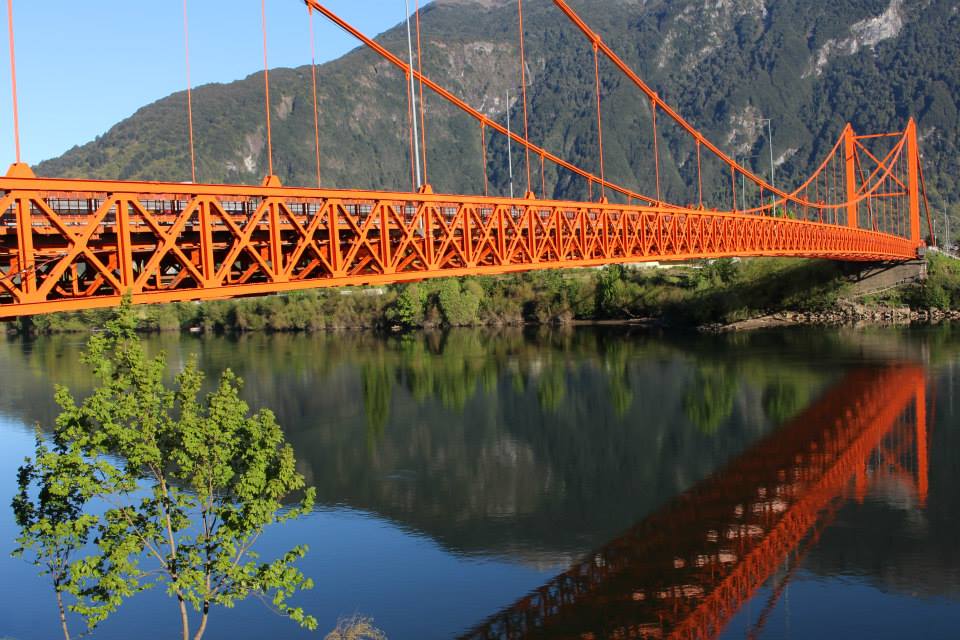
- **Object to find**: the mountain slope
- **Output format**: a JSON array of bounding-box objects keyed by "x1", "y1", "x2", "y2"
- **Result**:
[{"x1": 36, "y1": 0, "x2": 960, "y2": 216}]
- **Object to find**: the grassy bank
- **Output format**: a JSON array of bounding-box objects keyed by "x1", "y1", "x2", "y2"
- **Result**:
[{"x1": 6, "y1": 257, "x2": 881, "y2": 335}]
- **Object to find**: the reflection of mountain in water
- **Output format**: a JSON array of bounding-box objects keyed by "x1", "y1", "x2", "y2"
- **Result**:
[
  {"x1": 2, "y1": 327, "x2": 935, "y2": 564},
  {"x1": 0, "y1": 331, "x2": 806, "y2": 551}
]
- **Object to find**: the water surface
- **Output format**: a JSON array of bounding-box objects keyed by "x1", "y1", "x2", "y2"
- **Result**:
[{"x1": 1, "y1": 326, "x2": 958, "y2": 638}]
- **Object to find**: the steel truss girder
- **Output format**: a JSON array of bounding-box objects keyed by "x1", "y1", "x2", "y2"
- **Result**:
[{"x1": 0, "y1": 177, "x2": 919, "y2": 318}]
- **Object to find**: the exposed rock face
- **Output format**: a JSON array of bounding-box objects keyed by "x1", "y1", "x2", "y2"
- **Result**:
[
  {"x1": 805, "y1": 0, "x2": 905, "y2": 77},
  {"x1": 657, "y1": 0, "x2": 769, "y2": 72}
]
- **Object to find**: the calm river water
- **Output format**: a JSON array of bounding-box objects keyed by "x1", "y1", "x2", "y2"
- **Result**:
[{"x1": 1, "y1": 326, "x2": 959, "y2": 639}]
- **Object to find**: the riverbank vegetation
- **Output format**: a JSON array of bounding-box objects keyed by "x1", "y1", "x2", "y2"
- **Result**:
[
  {"x1": 9, "y1": 254, "x2": 960, "y2": 336},
  {"x1": 7, "y1": 258, "x2": 870, "y2": 335}
]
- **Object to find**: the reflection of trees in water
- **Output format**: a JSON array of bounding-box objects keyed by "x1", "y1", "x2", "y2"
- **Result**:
[
  {"x1": 536, "y1": 367, "x2": 567, "y2": 413},
  {"x1": 681, "y1": 356, "x2": 822, "y2": 434},
  {"x1": 683, "y1": 364, "x2": 739, "y2": 434},
  {"x1": 361, "y1": 362, "x2": 392, "y2": 444},
  {"x1": 3, "y1": 326, "x2": 948, "y2": 561},
  {"x1": 601, "y1": 339, "x2": 634, "y2": 418},
  {"x1": 762, "y1": 378, "x2": 810, "y2": 424},
  {"x1": 396, "y1": 331, "x2": 495, "y2": 411}
]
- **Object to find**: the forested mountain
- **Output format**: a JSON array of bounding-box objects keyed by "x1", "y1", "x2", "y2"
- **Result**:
[{"x1": 36, "y1": 0, "x2": 959, "y2": 222}]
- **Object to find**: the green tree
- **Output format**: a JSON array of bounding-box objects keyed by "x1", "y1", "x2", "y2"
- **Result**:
[
  {"x1": 12, "y1": 435, "x2": 100, "y2": 640},
  {"x1": 595, "y1": 265, "x2": 630, "y2": 318},
  {"x1": 437, "y1": 279, "x2": 482, "y2": 326},
  {"x1": 13, "y1": 300, "x2": 317, "y2": 640},
  {"x1": 387, "y1": 283, "x2": 425, "y2": 328}
]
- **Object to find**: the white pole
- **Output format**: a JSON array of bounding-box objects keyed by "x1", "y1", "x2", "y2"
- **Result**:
[
  {"x1": 506, "y1": 89, "x2": 514, "y2": 199},
  {"x1": 767, "y1": 118, "x2": 775, "y2": 191},
  {"x1": 945, "y1": 209, "x2": 951, "y2": 252},
  {"x1": 404, "y1": 0, "x2": 422, "y2": 189}
]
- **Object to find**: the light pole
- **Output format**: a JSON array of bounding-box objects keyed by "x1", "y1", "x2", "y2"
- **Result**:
[
  {"x1": 759, "y1": 117, "x2": 775, "y2": 191},
  {"x1": 403, "y1": 0, "x2": 422, "y2": 190},
  {"x1": 945, "y1": 209, "x2": 951, "y2": 253},
  {"x1": 506, "y1": 89, "x2": 515, "y2": 199}
]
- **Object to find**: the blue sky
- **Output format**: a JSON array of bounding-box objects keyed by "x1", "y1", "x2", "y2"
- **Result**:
[{"x1": 0, "y1": 1, "x2": 409, "y2": 166}]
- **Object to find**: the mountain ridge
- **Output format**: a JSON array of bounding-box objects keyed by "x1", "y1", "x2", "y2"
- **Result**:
[{"x1": 35, "y1": 0, "x2": 959, "y2": 220}]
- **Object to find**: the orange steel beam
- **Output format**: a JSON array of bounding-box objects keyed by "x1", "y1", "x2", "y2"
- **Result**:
[
  {"x1": 906, "y1": 120, "x2": 923, "y2": 246},
  {"x1": 0, "y1": 174, "x2": 920, "y2": 318},
  {"x1": 844, "y1": 125, "x2": 859, "y2": 229},
  {"x1": 460, "y1": 365, "x2": 926, "y2": 640}
]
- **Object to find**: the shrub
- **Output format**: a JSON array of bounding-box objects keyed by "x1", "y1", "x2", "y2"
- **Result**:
[{"x1": 437, "y1": 279, "x2": 481, "y2": 326}]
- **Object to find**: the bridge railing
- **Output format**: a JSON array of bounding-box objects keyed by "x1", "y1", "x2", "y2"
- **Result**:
[{"x1": 0, "y1": 173, "x2": 922, "y2": 317}]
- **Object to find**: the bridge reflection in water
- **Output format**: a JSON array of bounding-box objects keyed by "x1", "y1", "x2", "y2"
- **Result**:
[{"x1": 463, "y1": 365, "x2": 928, "y2": 640}]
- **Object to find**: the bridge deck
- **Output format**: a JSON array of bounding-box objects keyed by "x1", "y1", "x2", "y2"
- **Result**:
[{"x1": 0, "y1": 176, "x2": 919, "y2": 317}]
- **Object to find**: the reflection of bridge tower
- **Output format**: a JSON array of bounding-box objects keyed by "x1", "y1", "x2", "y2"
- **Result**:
[
  {"x1": 462, "y1": 366, "x2": 928, "y2": 640},
  {"x1": 857, "y1": 375, "x2": 928, "y2": 508}
]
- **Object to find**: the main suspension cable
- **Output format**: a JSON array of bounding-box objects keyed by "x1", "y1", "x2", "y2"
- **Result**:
[
  {"x1": 651, "y1": 97, "x2": 661, "y2": 203},
  {"x1": 182, "y1": 0, "x2": 197, "y2": 182},
  {"x1": 550, "y1": 0, "x2": 806, "y2": 210},
  {"x1": 260, "y1": 0, "x2": 275, "y2": 177},
  {"x1": 6, "y1": 0, "x2": 21, "y2": 164}
]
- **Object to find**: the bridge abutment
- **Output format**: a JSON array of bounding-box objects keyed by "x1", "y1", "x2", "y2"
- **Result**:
[{"x1": 841, "y1": 259, "x2": 927, "y2": 297}]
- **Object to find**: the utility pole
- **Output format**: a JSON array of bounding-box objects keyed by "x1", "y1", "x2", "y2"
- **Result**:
[
  {"x1": 404, "y1": 0, "x2": 422, "y2": 189},
  {"x1": 757, "y1": 117, "x2": 775, "y2": 211},
  {"x1": 506, "y1": 89, "x2": 515, "y2": 199},
  {"x1": 766, "y1": 118, "x2": 775, "y2": 191},
  {"x1": 946, "y1": 209, "x2": 951, "y2": 253}
]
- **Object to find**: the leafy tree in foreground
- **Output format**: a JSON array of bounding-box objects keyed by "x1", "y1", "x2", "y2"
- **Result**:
[
  {"x1": 12, "y1": 299, "x2": 317, "y2": 640},
  {"x1": 12, "y1": 435, "x2": 100, "y2": 640}
]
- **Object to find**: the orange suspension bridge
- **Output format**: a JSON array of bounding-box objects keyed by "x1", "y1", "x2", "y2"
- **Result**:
[{"x1": 0, "y1": 0, "x2": 938, "y2": 317}]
